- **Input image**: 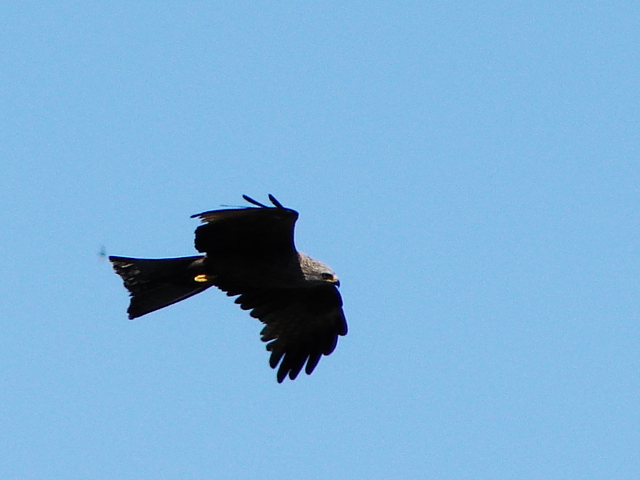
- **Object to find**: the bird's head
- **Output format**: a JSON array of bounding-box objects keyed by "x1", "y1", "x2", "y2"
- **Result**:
[{"x1": 299, "y1": 253, "x2": 340, "y2": 287}]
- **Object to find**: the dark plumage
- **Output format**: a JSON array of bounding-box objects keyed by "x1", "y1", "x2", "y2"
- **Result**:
[{"x1": 109, "y1": 195, "x2": 347, "y2": 382}]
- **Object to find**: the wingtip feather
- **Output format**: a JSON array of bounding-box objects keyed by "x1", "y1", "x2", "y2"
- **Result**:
[
  {"x1": 268, "y1": 194, "x2": 285, "y2": 209},
  {"x1": 242, "y1": 194, "x2": 268, "y2": 208}
]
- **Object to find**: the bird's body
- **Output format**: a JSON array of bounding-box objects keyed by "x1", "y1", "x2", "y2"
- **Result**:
[{"x1": 109, "y1": 195, "x2": 347, "y2": 382}]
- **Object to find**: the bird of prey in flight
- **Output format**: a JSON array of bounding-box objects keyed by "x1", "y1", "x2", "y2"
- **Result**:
[{"x1": 109, "y1": 195, "x2": 347, "y2": 383}]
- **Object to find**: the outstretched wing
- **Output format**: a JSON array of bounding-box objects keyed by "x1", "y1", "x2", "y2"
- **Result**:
[
  {"x1": 191, "y1": 195, "x2": 298, "y2": 256},
  {"x1": 192, "y1": 195, "x2": 347, "y2": 382},
  {"x1": 227, "y1": 285, "x2": 348, "y2": 382}
]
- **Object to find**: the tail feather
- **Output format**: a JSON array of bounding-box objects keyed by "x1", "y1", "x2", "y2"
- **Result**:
[{"x1": 109, "y1": 255, "x2": 211, "y2": 319}]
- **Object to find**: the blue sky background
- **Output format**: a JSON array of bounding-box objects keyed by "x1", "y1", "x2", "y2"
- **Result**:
[{"x1": 2, "y1": 2, "x2": 639, "y2": 478}]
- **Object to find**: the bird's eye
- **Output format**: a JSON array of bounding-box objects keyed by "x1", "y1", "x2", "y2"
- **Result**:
[{"x1": 321, "y1": 273, "x2": 334, "y2": 281}]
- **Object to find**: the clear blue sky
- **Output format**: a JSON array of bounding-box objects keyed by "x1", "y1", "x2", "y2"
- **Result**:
[{"x1": 2, "y1": 2, "x2": 639, "y2": 479}]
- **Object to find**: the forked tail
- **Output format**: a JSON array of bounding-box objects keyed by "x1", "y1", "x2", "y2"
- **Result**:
[{"x1": 109, "y1": 255, "x2": 211, "y2": 319}]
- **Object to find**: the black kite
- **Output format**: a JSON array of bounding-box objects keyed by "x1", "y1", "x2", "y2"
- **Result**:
[{"x1": 109, "y1": 195, "x2": 347, "y2": 382}]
